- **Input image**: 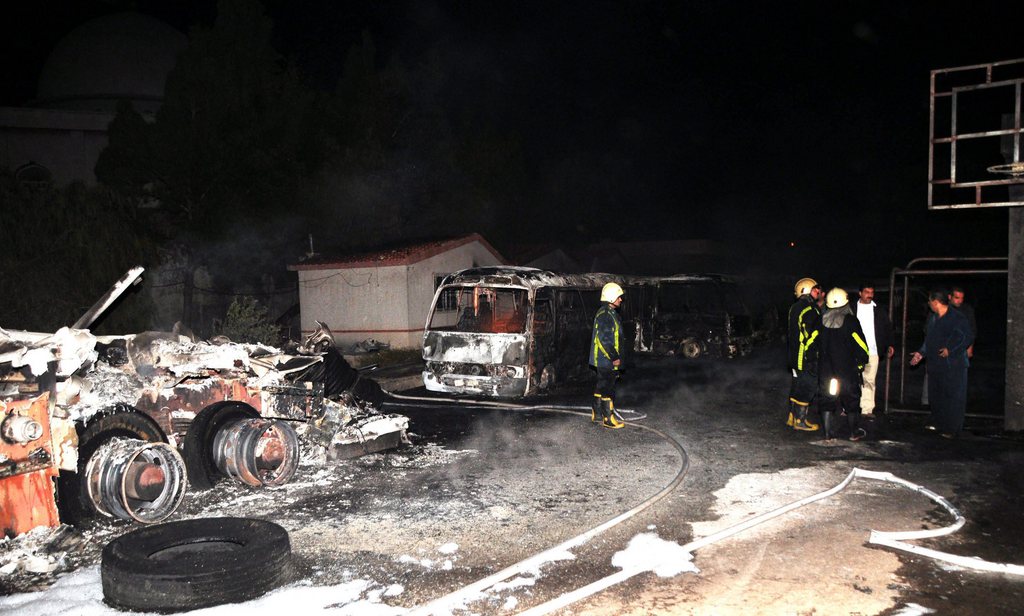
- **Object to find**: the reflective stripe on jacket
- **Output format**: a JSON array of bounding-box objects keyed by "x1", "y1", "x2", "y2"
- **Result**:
[
  {"x1": 589, "y1": 304, "x2": 622, "y2": 370},
  {"x1": 818, "y1": 305, "x2": 870, "y2": 381},
  {"x1": 788, "y1": 296, "x2": 820, "y2": 372}
]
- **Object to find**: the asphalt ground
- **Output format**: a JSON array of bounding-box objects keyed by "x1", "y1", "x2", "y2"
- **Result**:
[
  {"x1": 374, "y1": 344, "x2": 1024, "y2": 614},
  {"x1": 4, "y1": 342, "x2": 1024, "y2": 615}
]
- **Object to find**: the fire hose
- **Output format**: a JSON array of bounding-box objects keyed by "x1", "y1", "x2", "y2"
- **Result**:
[
  {"x1": 385, "y1": 391, "x2": 1024, "y2": 615},
  {"x1": 384, "y1": 391, "x2": 684, "y2": 616},
  {"x1": 516, "y1": 467, "x2": 1024, "y2": 616}
]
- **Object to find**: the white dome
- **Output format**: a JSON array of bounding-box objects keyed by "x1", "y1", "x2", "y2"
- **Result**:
[{"x1": 36, "y1": 12, "x2": 187, "y2": 113}]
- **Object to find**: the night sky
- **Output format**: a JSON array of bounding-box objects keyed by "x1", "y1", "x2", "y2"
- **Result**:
[{"x1": 3, "y1": 1, "x2": 1021, "y2": 280}]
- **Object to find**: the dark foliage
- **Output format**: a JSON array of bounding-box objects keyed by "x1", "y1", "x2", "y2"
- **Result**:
[{"x1": 0, "y1": 170, "x2": 156, "y2": 332}]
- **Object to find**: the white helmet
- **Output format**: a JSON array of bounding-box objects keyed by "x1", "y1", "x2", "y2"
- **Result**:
[
  {"x1": 794, "y1": 277, "x2": 818, "y2": 298},
  {"x1": 601, "y1": 282, "x2": 624, "y2": 303},
  {"x1": 825, "y1": 288, "x2": 849, "y2": 308}
]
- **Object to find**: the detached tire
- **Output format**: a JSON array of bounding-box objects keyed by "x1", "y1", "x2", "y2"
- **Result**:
[{"x1": 101, "y1": 517, "x2": 291, "y2": 612}]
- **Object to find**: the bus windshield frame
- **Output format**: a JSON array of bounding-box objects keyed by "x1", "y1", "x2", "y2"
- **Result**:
[{"x1": 427, "y1": 286, "x2": 530, "y2": 335}]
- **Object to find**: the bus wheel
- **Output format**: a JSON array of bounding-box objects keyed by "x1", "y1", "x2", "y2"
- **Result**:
[
  {"x1": 182, "y1": 402, "x2": 258, "y2": 490},
  {"x1": 680, "y1": 339, "x2": 703, "y2": 359},
  {"x1": 539, "y1": 364, "x2": 556, "y2": 391},
  {"x1": 57, "y1": 407, "x2": 172, "y2": 524}
]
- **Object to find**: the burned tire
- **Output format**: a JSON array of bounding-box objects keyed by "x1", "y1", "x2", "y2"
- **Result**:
[
  {"x1": 352, "y1": 375, "x2": 386, "y2": 406},
  {"x1": 101, "y1": 517, "x2": 291, "y2": 612},
  {"x1": 182, "y1": 402, "x2": 259, "y2": 490},
  {"x1": 57, "y1": 407, "x2": 167, "y2": 524},
  {"x1": 680, "y1": 339, "x2": 703, "y2": 359}
]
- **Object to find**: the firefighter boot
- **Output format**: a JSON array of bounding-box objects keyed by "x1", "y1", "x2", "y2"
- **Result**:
[
  {"x1": 602, "y1": 398, "x2": 625, "y2": 429},
  {"x1": 786, "y1": 401, "x2": 796, "y2": 427},
  {"x1": 591, "y1": 395, "x2": 602, "y2": 423},
  {"x1": 792, "y1": 405, "x2": 819, "y2": 432},
  {"x1": 821, "y1": 411, "x2": 835, "y2": 440},
  {"x1": 848, "y1": 413, "x2": 866, "y2": 441}
]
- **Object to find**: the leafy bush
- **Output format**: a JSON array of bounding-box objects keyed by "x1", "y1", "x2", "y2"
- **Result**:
[{"x1": 219, "y1": 296, "x2": 280, "y2": 344}]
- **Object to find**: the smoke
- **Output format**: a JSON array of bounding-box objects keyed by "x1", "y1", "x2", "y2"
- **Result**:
[{"x1": 622, "y1": 350, "x2": 786, "y2": 419}]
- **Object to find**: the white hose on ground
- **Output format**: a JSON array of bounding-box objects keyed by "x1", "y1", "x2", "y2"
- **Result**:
[
  {"x1": 388, "y1": 389, "x2": 1023, "y2": 614},
  {"x1": 516, "y1": 467, "x2": 1024, "y2": 616}
]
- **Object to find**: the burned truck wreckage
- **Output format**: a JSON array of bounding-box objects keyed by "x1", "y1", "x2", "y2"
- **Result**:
[
  {"x1": 0, "y1": 269, "x2": 408, "y2": 538},
  {"x1": 422, "y1": 267, "x2": 758, "y2": 399}
]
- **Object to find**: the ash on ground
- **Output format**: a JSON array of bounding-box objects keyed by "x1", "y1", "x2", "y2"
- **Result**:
[{"x1": 0, "y1": 437, "x2": 474, "y2": 596}]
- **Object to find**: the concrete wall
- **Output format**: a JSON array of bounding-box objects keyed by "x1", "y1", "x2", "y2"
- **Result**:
[
  {"x1": 296, "y1": 265, "x2": 410, "y2": 349},
  {"x1": 0, "y1": 107, "x2": 113, "y2": 185}
]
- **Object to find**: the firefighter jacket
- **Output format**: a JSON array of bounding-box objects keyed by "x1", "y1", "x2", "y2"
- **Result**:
[
  {"x1": 589, "y1": 303, "x2": 622, "y2": 370},
  {"x1": 787, "y1": 296, "x2": 820, "y2": 372},
  {"x1": 817, "y1": 304, "x2": 870, "y2": 383}
]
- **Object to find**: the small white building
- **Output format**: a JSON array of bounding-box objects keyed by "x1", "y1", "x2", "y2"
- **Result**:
[{"x1": 288, "y1": 233, "x2": 506, "y2": 350}]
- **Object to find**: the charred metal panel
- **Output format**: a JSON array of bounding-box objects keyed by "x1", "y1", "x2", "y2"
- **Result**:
[
  {"x1": 0, "y1": 392, "x2": 61, "y2": 537},
  {"x1": 423, "y1": 330, "x2": 527, "y2": 366},
  {"x1": 0, "y1": 394, "x2": 55, "y2": 479},
  {"x1": 422, "y1": 329, "x2": 530, "y2": 397},
  {"x1": 0, "y1": 469, "x2": 60, "y2": 537}
]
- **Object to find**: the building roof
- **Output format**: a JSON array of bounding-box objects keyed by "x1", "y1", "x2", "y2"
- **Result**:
[{"x1": 288, "y1": 233, "x2": 506, "y2": 271}]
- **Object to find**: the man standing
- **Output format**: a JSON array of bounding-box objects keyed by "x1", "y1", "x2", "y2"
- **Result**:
[
  {"x1": 855, "y1": 284, "x2": 894, "y2": 416},
  {"x1": 590, "y1": 282, "x2": 626, "y2": 429},
  {"x1": 910, "y1": 290, "x2": 974, "y2": 437},
  {"x1": 787, "y1": 277, "x2": 822, "y2": 431},
  {"x1": 949, "y1": 286, "x2": 977, "y2": 359},
  {"x1": 817, "y1": 288, "x2": 870, "y2": 440}
]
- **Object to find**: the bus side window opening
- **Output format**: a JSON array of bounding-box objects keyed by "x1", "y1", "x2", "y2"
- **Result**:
[{"x1": 534, "y1": 296, "x2": 553, "y2": 333}]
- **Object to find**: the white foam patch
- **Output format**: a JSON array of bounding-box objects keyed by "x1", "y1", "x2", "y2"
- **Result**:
[
  {"x1": 611, "y1": 533, "x2": 698, "y2": 577},
  {"x1": 438, "y1": 542, "x2": 459, "y2": 554},
  {"x1": 891, "y1": 603, "x2": 937, "y2": 615}
]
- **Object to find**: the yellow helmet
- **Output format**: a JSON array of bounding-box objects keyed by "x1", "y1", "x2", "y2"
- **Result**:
[
  {"x1": 825, "y1": 287, "x2": 849, "y2": 308},
  {"x1": 601, "y1": 282, "x2": 624, "y2": 303},
  {"x1": 794, "y1": 277, "x2": 818, "y2": 298}
]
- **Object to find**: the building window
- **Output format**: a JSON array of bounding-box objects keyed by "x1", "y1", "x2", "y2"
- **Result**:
[{"x1": 434, "y1": 275, "x2": 457, "y2": 312}]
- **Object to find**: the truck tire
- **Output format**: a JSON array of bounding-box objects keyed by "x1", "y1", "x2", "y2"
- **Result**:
[
  {"x1": 101, "y1": 517, "x2": 292, "y2": 612},
  {"x1": 182, "y1": 402, "x2": 259, "y2": 490},
  {"x1": 57, "y1": 407, "x2": 167, "y2": 524}
]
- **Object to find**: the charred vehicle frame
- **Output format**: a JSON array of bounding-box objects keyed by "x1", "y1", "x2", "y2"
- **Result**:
[
  {"x1": 0, "y1": 269, "x2": 407, "y2": 538},
  {"x1": 422, "y1": 267, "x2": 644, "y2": 398},
  {"x1": 641, "y1": 274, "x2": 756, "y2": 360}
]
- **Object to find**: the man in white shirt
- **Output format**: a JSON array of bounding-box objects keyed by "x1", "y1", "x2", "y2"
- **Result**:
[{"x1": 855, "y1": 285, "x2": 894, "y2": 415}]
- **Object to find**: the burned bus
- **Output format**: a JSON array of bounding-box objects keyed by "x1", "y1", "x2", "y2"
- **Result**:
[
  {"x1": 641, "y1": 274, "x2": 755, "y2": 360},
  {"x1": 421, "y1": 267, "x2": 755, "y2": 399},
  {"x1": 421, "y1": 267, "x2": 646, "y2": 398}
]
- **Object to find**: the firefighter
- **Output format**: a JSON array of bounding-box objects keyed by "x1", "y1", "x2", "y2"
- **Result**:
[
  {"x1": 817, "y1": 288, "x2": 870, "y2": 440},
  {"x1": 590, "y1": 282, "x2": 626, "y2": 429},
  {"x1": 787, "y1": 277, "x2": 822, "y2": 431}
]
